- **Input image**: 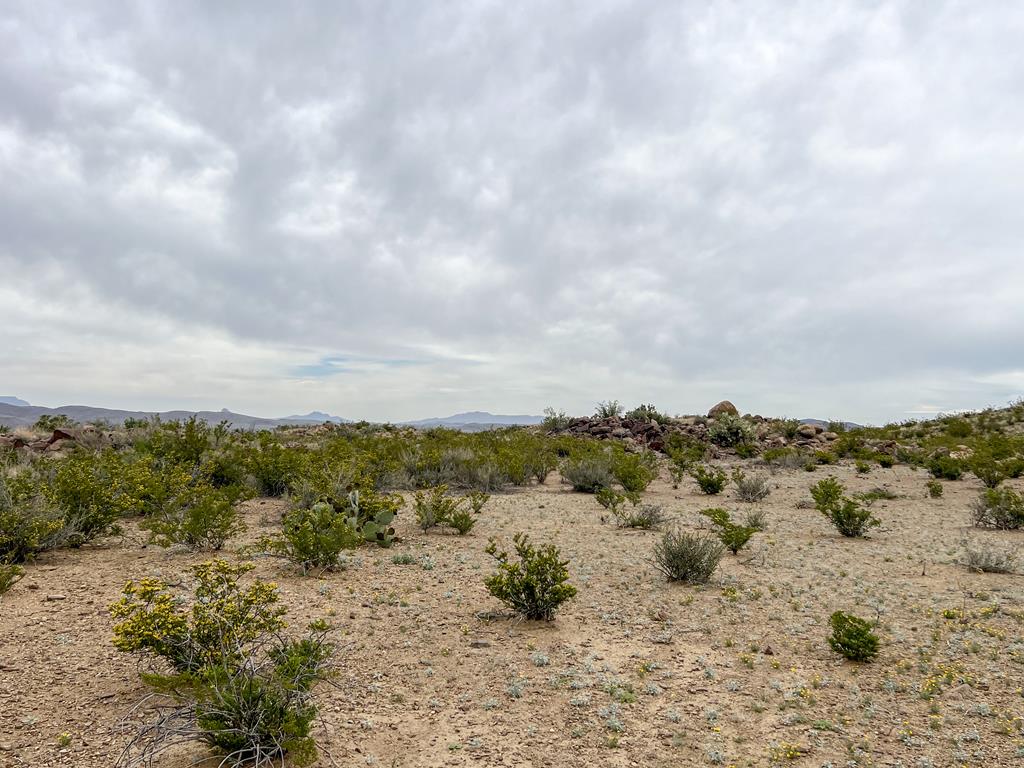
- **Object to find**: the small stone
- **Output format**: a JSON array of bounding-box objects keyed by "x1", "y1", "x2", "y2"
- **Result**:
[
  {"x1": 45, "y1": 594, "x2": 67, "y2": 601},
  {"x1": 469, "y1": 638, "x2": 491, "y2": 648}
]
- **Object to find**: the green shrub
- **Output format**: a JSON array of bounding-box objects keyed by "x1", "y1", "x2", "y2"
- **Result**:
[
  {"x1": 141, "y1": 482, "x2": 247, "y2": 551},
  {"x1": 541, "y1": 407, "x2": 571, "y2": 433},
  {"x1": 0, "y1": 562, "x2": 23, "y2": 595},
  {"x1": 969, "y1": 452, "x2": 1008, "y2": 488},
  {"x1": 814, "y1": 450, "x2": 837, "y2": 465},
  {"x1": 855, "y1": 460, "x2": 871, "y2": 474},
  {"x1": 43, "y1": 452, "x2": 142, "y2": 544},
  {"x1": 258, "y1": 502, "x2": 361, "y2": 573},
  {"x1": 731, "y1": 469, "x2": 770, "y2": 502},
  {"x1": 595, "y1": 486, "x2": 626, "y2": 515},
  {"x1": 877, "y1": 454, "x2": 895, "y2": 468},
  {"x1": 827, "y1": 611, "x2": 879, "y2": 662},
  {"x1": 484, "y1": 533, "x2": 576, "y2": 620},
  {"x1": 691, "y1": 464, "x2": 727, "y2": 495},
  {"x1": 652, "y1": 530, "x2": 723, "y2": 583},
  {"x1": 467, "y1": 491, "x2": 491, "y2": 514},
  {"x1": 700, "y1": 508, "x2": 756, "y2": 554},
  {"x1": 110, "y1": 560, "x2": 331, "y2": 766},
  {"x1": 734, "y1": 442, "x2": 759, "y2": 459},
  {"x1": 245, "y1": 436, "x2": 303, "y2": 496},
  {"x1": 945, "y1": 418, "x2": 973, "y2": 438},
  {"x1": 414, "y1": 485, "x2": 475, "y2": 535},
  {"x1": 707, "y1": 413, "x2": 754, "y2": 447},
  {"x1": 810, "y1": 477, "x2": 880, "y2": 537},
  {"x1": 611, "y1": 453, "x2": 657, "y2": 493},
  {"x1": 561, "y1": 455, "x2": 614, "y2": 492},
  {"x1": 926, "y1": 479, "x2": 943, "y2": 498},
  {"x1": 971, "y1": 487, "x2": 1024, "y2": 530},
  {"x1": 0, "y1": 475, "x2": 63, "y2": 563},
  {"x1": 927, "y1": 454, "x2": 964, "y2": 481},
  {"x1": 34, "y1": 413, "x2": 75, "y2": 431},
  {"x1": 595, "y1": 400, "x2": 624, "y2": 419},
  {"x1": 625, "y1": 404, "x2": 669, "y2": 424}
]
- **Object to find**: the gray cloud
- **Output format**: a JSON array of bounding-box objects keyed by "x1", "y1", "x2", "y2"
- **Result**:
[{"x1": 1, "y1": 1, "x2": 1022, "y2": 423}]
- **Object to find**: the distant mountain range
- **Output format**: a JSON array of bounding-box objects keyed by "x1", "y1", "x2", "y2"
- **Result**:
[{"x1": 0, "y1": 399, "x2": 541, "y2": 432}]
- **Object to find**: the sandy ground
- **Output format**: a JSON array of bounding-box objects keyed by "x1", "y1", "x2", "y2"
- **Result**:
[{"x1": 1, "y1": 461, "x2": 1022, "y2": 768}]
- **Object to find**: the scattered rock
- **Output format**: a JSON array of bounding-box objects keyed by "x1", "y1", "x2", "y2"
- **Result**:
[
  {"x1": 469, "y1": 638, "x2": 491, "y2": 648},
  {"x1": 45, "y1": 594, "x2": 67, "y2": 601},
  {"x1": 796, "y1": 424, "x2": 818, "y2": 439}
]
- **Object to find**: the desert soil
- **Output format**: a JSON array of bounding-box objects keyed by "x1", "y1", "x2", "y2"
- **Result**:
[{"x1": 1, "y1": 462, "x2": 1022, "y2": 768}]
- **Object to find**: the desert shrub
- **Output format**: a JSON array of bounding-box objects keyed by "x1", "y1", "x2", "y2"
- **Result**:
[
  {"x1": 484, "y1": 533, "x2": 576, "y2": 620},
  {"x1": 827, "y1": 611, "x2": 879, "y2": 662},
  {"x1": 0, "y1": 475, "x2": 63, "y2": 563},
  {"x1": 945, "y1": 418, "x2": 973, "y2": 438},
  {"x1": 926, "y1": 479, "x2": 943, "y2": 498},
  {"x1": 625, "y1": 403, "x2": 669, "y2": 424},
  {"x1": 258, "y1": 502, "x2": 360, "y2": 573},
  {"x1": 971, "y1": 487, "x2": 1024, "y2": 530},
  {"x1": 141, "y1": 482, "x2": 247, "y2": 551},
  {"x1": 653, "y1": 530, "x2": 723, "y2": 583},
  {"x1": 595, "y1": 400, "x2": 624, "y2": 419},
  {"x1": 700, "y1": 508, "x2": 756, "y2": 554},
  {"x1": 414, "y1": 485, "x2": 475, "y2": 534},
  {"x1": 743, "y1": 508, "x2": 768, "y2": 531},
  {"x1": 707, "y1": 413, "x2": 754, "y2": 448},
  {"x1": 611, "y1": 452, "x2": 657, "y2": 493},
  {"x1": 0, "y1": 562, "x2": 23, "y2": 595},
  {"x1": 562, "y1": 455, "x2": 614, "y2": 492},
  {"x1": 110, "y1": 560, "x2": 331, "y2": 767},
  {"x1": 814, "y1": 450, "x2": 837, "y2": 465},
  {"x1": 691, "y1": 464, "x2": 727, "y2": 495},
  {"x1": 961, "y1": 540, "x2": 1018, "y2": 574},
  {"x1": 613, "y1": 503, "x2": 665, "y2": 530},
  {"x1": 855, "y1": 460, "x2": 871, "y2": 474},
  {"x1": 244, "y1": 436, "x2": 303, "y2": 496},
  {"x1": 858, "y1": 487, "x2": 898, "y2": 503},
  {"x1": 34, "y1": 413, "x2": 75, "y2": 431},
  {"x1": 761, "y1": 447, "x2": 804, "y2": 471},
  {"x1": 969, "y1": 452, "x2": 1008, "y2": 489},
  {"x1": 810, "y1": 477, "x2": 880, "y2": 537},
  {"x1": 541, "y1": 407, "x2": 571, "y2": 433},
  {"x1": 734, "y1": 442, "x2": 759, "y2": 459},
  {"x1": 467, "y1": 491, "x2": 490, "y2": 514},
  {"x1": 595, "y1": 486, "x2": 627, "y2": 515},
  {"x1": 43, "y1": 452, "x2": 146, "y2": 544},
  {"x1": 731, "y1": 469, "x2": 770, "y2": 502},
  {"x1": 877, "y1": 454, "x2": 895, "y2": 468},
  {"x1": 927, "y1": 454, "x2": 964, "y2": 481}
]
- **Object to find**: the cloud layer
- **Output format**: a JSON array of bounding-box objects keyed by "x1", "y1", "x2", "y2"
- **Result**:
[{"x1": 2, "y1": 1, "x2": 1022, "y2": 423}]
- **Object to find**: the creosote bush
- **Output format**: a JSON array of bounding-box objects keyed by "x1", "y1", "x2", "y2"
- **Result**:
[
  {"x1": 140, "y1": 481, "x2": 248, "y2": 551},
  {"x1": 414, "y1": 485, "x2": 476, "y2": 535},
  {"x1": 827, "y1": 611, "x2": 879, "y2": 662},
  {"x1": 613, "y1": 503, "x2": 665, "y2": 530},
  {"x1": 652, "y1": 529, "x2": 723, "y2": 583},
  {"x1": 731, "y1": 469, "x2": 770, "y2": 502},
  {"x1": 484, "y1": 533, "x2": 576, "y2": 620},
  {"x1": 0, "y1": 562, "x2": 23, "y2": 595},
  {"x1": 926, "y1": 479, "x2": 943, "y2": 498},
  {"x1": 110, "y1": 560, "x2": 332, "y2": 767},
  {"x1": 700, "y1": 508, "x2": 756, "y2": 554},
  {"x1": 971, "y1": 487, "x2": 1024, "y2": 530},
  {"x1": 691, "y1": 464, "x2": 727, "y2": 495},
  {"x1": 257, "y1": 502, "x2": 361, "y2": 573},
  {"x1": 927, "y1": 454, "x2": 964, "y2": 481},
  {"x1": 810, "y1": 477, "x2": 880, "y2": 537}
]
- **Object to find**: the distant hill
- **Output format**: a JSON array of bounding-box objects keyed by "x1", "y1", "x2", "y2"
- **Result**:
[
  {"x1": 0, "y1": 396, "x2": 30, "y2": 407},
  {"x1": 401, "y1": 411, "x2": 543, "y2": 431},
  {"x1": 0, "y1": 402, "x2": 349, "y2": 430},
  {"x1": 279, "y1": 411, "x2": 351, "y2": 424}
]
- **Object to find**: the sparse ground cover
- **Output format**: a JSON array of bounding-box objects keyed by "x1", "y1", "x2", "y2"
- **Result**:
[{"x1": 1, "y1": 405, "x2": 1023, "y2": 767}]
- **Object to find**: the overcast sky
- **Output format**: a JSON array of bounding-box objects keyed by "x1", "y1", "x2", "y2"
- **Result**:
[{"x1": 2, "y1": 1, "x2": 1022, "y2": 424}]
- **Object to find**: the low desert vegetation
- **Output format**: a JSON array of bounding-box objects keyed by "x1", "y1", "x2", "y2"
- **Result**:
[
  {"x1": 484, "y1": 533, "x2": 576, "y2": 620},
  {"x1": 827, "y1": 611, "x2": 880, "y2": 662},
  {"x1": 652, "y1": 529, "x2": 723, "y2": 583},
  {"x1": 2, "y1": 399, "x2": 1023, "y2": 765},
  {"x1": 110, "y1": 560, "x2": 333, "y2": 767}
]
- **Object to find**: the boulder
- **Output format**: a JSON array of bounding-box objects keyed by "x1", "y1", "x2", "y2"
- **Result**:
[
  {"x1": 707, "y1": 400, "x2": 738, "y2": 419},
  {"x1": 821, "y1": 431, "x2": 839, "y2": 442},
  {"x1": 796, "y1": 424, "x2": 818, "y2": 439}
]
